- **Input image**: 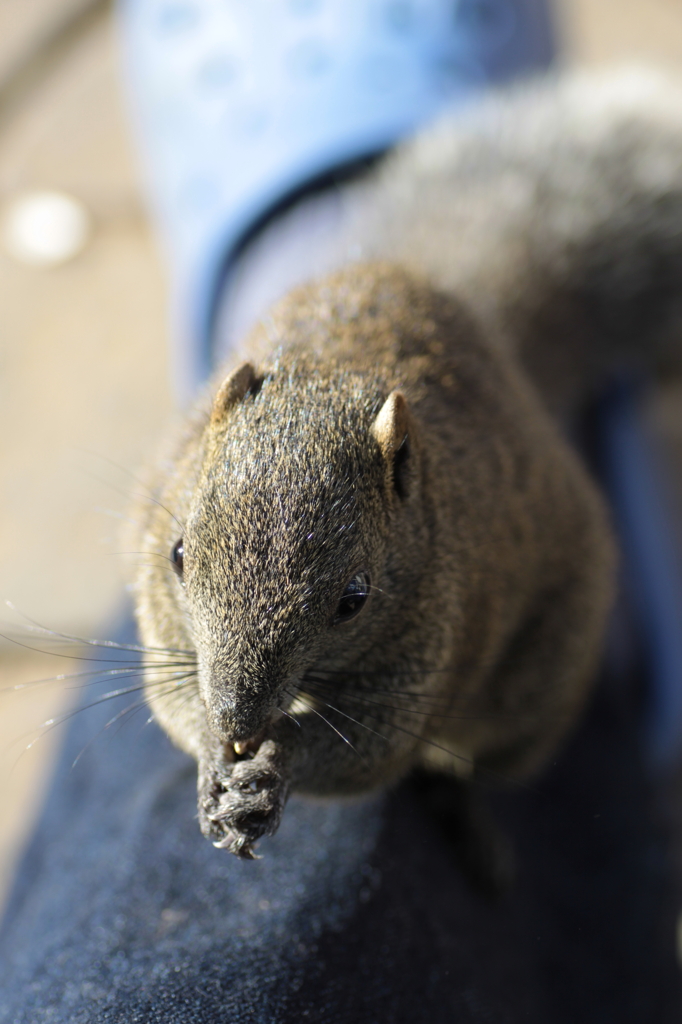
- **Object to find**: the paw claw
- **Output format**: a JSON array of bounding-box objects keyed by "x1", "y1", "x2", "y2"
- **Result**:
[
  {"x1": 212, "y1": 834, "x2": 260, "y2": 859},
  {"x1": 212, "y1": 835, "x2": 234, "y2": 850}
]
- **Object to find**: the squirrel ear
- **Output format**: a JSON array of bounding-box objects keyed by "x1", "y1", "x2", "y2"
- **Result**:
[
  {"x1": 371, "y1": 391, "x2": 412, "y2": 499},
  {"x1": 210, "y1": 362, "x2": 258, "y2": 426}
]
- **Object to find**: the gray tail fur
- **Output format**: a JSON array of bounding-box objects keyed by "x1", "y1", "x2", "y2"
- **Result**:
[{"x1": 347, "y1": 67, "x2": 682, "y2": 414}]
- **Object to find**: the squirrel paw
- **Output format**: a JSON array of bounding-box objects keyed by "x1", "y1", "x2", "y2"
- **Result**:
[{"x1": 197, "y1": 740, "x2": 290, "y2": 857}]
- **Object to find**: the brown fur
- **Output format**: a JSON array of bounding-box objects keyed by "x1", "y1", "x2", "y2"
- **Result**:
[{"x1": 128, "y1": 67, "x2": 682, "y2": 858}]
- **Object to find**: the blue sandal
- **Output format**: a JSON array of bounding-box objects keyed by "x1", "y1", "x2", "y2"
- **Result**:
[{"x1": 119, "y1": 0, "x2": 555, "y2": 397}]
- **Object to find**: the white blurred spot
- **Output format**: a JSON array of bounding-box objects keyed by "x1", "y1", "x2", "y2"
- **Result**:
[{"x1": 2, "y1": 191, "x2": 91, "y2": 267}]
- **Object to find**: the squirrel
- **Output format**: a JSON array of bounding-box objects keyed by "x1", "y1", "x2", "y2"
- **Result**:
[{"x1": 128, "y1": 67, "x2": 682, "y2": 860}]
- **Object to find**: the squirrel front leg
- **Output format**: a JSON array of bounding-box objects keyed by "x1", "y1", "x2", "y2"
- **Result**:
[{"x1": 198, "y1": 728, "x2": 296, "y2": 859}]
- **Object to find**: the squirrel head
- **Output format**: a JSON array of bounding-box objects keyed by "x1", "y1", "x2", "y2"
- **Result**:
[{"x1": 170, "y1": 359, "x2": 425, "y2": 746}]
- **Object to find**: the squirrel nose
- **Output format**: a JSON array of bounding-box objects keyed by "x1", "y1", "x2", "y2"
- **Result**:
[{"x1": 203, "y1": 687, "x2": 269, "y2": 744}]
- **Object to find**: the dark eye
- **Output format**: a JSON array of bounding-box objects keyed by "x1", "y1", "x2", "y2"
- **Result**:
[
  {"x1": 334, "y1": 572, "x2": 370, "y2": 624},
  {"x1": 171, "y1": 538, "x2": 184, "y2": 580}
]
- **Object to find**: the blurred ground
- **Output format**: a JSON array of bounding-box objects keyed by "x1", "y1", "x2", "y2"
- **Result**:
[
  {"x1": 1, "y1": 0, "x2": 682, "y2": 907},
  {"x1": 0, "y1": 0, "x2": 172, "y2": 903}
]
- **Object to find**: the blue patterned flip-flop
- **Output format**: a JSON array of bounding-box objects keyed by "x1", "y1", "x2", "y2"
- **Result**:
[{"x1": 119, "y1": 0, "x2": 555, "y2": 397}]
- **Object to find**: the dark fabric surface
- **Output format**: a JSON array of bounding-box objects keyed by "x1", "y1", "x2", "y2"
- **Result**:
[
  {"x1": 1, "y1": 380, "x2": 681, "y2": 1024},
  {"x1": 0, "y1": 616, "x2": 680, "y2": 1023}
]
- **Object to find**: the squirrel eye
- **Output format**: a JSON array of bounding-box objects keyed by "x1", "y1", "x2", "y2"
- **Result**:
[
  {"x1": 334, "y1": 572, "x2": 370, "y2": 624},
  {"x1": 171, "y1": 538, "x2": 184, "y2": 580}
]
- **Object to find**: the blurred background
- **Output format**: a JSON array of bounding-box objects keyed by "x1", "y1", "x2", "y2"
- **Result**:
[{"x1": 1, "y1": 0, "x2": 682, "y2": 908}]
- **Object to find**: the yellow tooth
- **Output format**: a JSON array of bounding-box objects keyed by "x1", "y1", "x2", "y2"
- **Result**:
[{"x1": 233, "y1": 741, "x2": 248, "y2": 755}]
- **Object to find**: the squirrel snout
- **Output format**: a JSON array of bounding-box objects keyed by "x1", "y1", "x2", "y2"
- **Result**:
[{"x1": 202, "y1": 683, "x2": 273, "y2": 745}]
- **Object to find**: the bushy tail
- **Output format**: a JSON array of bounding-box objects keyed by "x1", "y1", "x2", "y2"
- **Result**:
[{"x1": 348, "y1": 66, "x2": 682, "y2": 415}]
